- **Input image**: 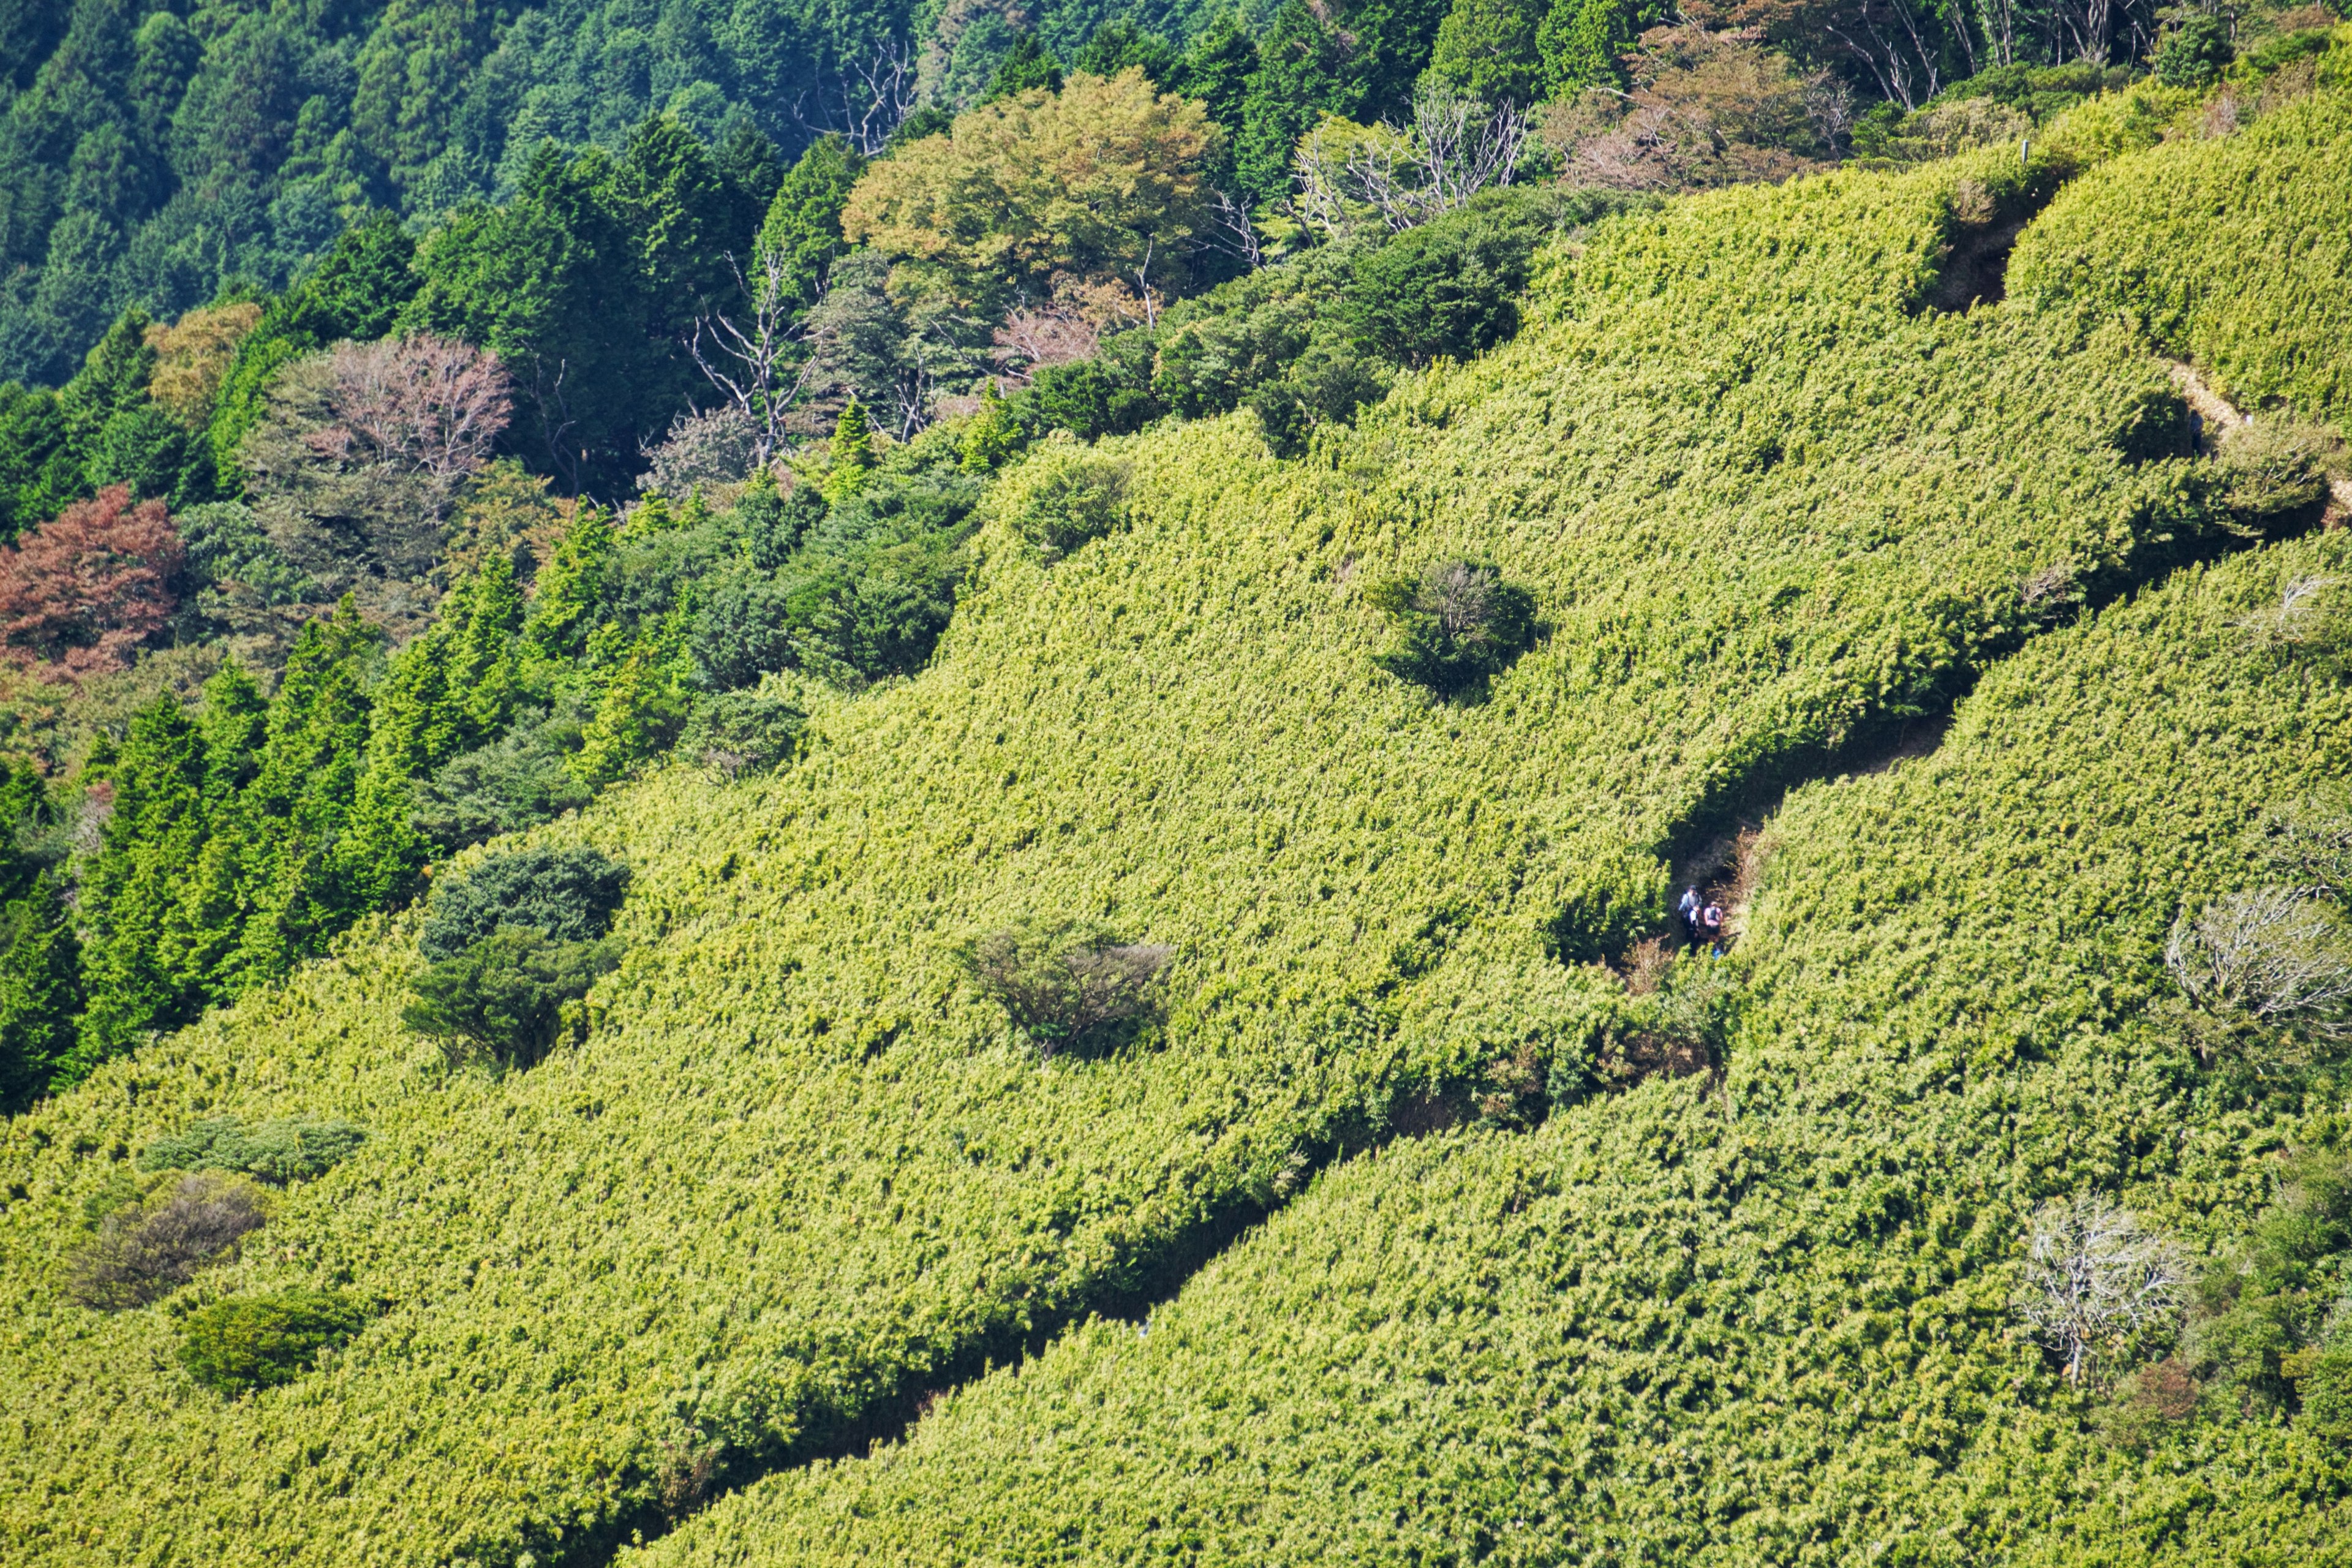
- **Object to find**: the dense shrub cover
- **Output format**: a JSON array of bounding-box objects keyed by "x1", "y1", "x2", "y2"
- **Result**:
[
  {"x1": 2011, "y1": 81, "x2": 2352, "y2": 425},
  {"x1": 178, "y1": 1289, "x2": 369, "y2": 1395},
  {"x1": 636, "y1": 511, "x2": 2352, "y2": 1568},
  {"x1": 0, "y1": 129, "x2": 2320, "y2": 1566}
]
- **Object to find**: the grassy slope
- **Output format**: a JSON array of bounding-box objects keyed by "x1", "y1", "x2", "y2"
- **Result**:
[
  {"x1": 635, "y1": 89, "x2": 2352, "y2": 1568},
  {"x1": 645, "y1": 533, "x2": 2352, "y2": 1551},
  {"x1": 2011, "y1": 72, "x2": 2352, "y2": 424},
  {"x1": 0, "y1": 140, "x2": 2252, "y2": 1564}
]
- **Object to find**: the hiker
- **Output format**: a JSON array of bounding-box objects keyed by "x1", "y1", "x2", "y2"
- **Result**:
[
  {"x1": 1678, "y1": 886, "x2": 1703, "y2": 946},
  {"x1": 1701, "y1": 900, "x2": 1725, "y2": 952}
]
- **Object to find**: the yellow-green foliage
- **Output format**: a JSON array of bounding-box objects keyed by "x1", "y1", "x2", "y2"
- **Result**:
[
  {"x1": 0, "y1": 143, "x2": 2267, "y2": 1566},
  {"x1": 2013, "y1": 81, "x2": 2352, "y2": 425},
  {"x1": 631, "y1": 523, "x2": 2352, "y2": 1568}
]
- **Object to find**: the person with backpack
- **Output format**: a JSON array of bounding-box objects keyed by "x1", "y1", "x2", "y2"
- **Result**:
[
  {"x1": 1702, "y1": 900, "x2": 1725, "y2": 953},
  {"x1": 1678, "y1": 886, "x2": 1703, "y2": 946}
]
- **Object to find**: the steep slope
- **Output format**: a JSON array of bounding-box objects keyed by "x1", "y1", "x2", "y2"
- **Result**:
[
  {"x1": 0, "y1": 141, "x2": 2251, "y2": 1566},
  {"x1": 633, "y1": 88, "x2": 2352, "y2": 1568},
  {"x1": 2012, "y1": 74, "x2": 2352, "y2": 424},
  {"x1": 625, "y1": 527, "x2": 2352, "y2": 1567}
]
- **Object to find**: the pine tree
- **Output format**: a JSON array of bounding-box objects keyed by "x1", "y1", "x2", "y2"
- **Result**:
[
  {"x1": 960, "y1": 382, "x2": 1020, "y2": 474},
  {"x1": 571, "y1": 611, "x2": 693, "y2": 788},
  {"x1": 1537, "y1": 0, "x2": 1638, "y2": 96},
  {"x1": 755, "y1": 135, "x2": 861, "y2": 320},
  {"x1": 0, "y1": 762, "x2": 78, "y2": 1110},
  {"x1": 232, "y1": 599, "x2": 386, "y2": 984},
  {"x1": 823, "y1": 399, "x2": 875, "y2": 504},
  {"x1": 526, "y1": 505, "x2": 618, "y2": 664},
  {"x1": 75, "y1": 697, "x2": 215, "y2": 1060}
]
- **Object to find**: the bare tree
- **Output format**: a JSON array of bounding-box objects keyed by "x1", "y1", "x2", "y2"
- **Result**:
[
  {"x1": 1202, "y1": 188, "x2": 1265, "y2": 273},
  {"x1": 797, "y1": 36, "x2": 921, "y2": 156},
  {"x1": 2233, "y1": 575, "x2": 2340, "y2": 653},
  {"x1": 638, "y1": 405, "x2": 766, "y2": 497},
  {"x1": 67, "y1": 1175, "x2": 268, "y2": 1311},
  {"x1": 302, "y1": 334, "x2": 513, "y2": 495},
  {"x1": 2016, "y1": 1195, "x2": 2188, "y2": 1385},
  {"x1": 2256, "y1": 790, "x2": 2352, "y2": 903},
  {"x1": 686, "y1": 249, "x2": 824, "y2": 469},
  {"x1": 1296, "y1": 87, "x2": 1532, "y2": 239},
  {"x1": 2165, "y1": 887, "x2": 2352, "y2": 1057}
]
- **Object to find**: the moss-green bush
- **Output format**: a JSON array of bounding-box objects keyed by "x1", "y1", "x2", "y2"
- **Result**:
[
  {"x1": 137, "y1": 1117, "x2": 367, "y2": 1183},
  {"x1": 179, "y1": 1289, "x2": 369, "y2": 1395}
]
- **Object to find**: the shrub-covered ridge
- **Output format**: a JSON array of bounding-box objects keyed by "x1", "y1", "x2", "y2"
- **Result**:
[{"x1": 0, "y1": 134, "x2": 2283, "y2": 1566}]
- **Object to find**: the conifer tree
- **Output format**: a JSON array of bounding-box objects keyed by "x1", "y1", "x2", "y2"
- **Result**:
[
  {"x1": 232, "y1": 599, "x2": 388, "y2": 983},
  {"x1": 824, "y1": 399, "x2": 875, "y2": 503},
  {"x1": 526, "y1": 505, "x2": 617, "y2": 664}
]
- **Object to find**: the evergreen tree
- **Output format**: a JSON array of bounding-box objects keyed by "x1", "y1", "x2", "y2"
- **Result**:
[
  {"x1": 960, "y1": 382, "x2": 1020, "y2": 474},
  {"x1": 231, "y1": 599, "x2": 388, "y2": 984},
  {"x1": 1427, "y1": 0, "x2": 1551, "y2": 105},
  {"x1": 1537, "y1": 0, "x2": 1640, "y2": 96},
  {"x1": 823, "y1": 399, "x2": 875, "y2": 503},
  {"x1": 755, "y1": 135, "x2": 862, "y2": 320},
  {"x1": 982, "y1": 34, "x2": 1065, "y2": 104},
  {"x1": 1174, "y1": 15, "x2": 1261, "y2": 140},
  {"x1": 1233, "y1": 4, "x2": 1352, "y2": 207},
  {"x1": 571, "y1": 611, "x2": 693, "y2": 788},
  {"x1": 75, "y1": 696, "x2": 217, "y2": 1060},
  {"x1": 525, "y1": 505, "x2": 617, "y2": 664},
  {"x1": 0, "y1": 761, "x2": 77, "y2": 1111}
]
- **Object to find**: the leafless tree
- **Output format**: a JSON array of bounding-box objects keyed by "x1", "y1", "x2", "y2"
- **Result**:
[
  {"x1": 2166, "y1": 886, "x2": 2352, "y2": 1044},
  {"x1": 2233, "y1": 575, "x2": 2339, "y2": 653},
  {"x1": 638, "y1": 405, "x2": 766, "y2": 496},
  {"x1": 1296, "y1": 87, "x2": 1532, "y2": 238},
  {"x1": 1201, "y1": 188, "x2": 1265, "y2": 273},
  {"x1": 962, "y1": 919, "x2": 1175, "y2": 1058},
  {"x1": 797, "y1": 36, "x2": 920, "y2": 156},
  {"x1": 686, "y1": 249, "x2": 824, "y2": 469},
  {"x1": 67, "y1": 1175, "x2": 267, "y2": 1310},
  {"x1": 306, "y1": 333, "x2": 514, "y2": 490},
  {"x1": 1814, "y1": 0, "x2": 1950, "y2": 109},
  {"x1": 2256, "y1": 790, "x2": 2352, "y2": 903},
  {"x1": 2015, "y1": 1194, "x2": 2188, "y2": 1385}
]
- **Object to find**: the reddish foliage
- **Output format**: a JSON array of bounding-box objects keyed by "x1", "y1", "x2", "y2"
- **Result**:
[{"x1": 0, "y1": 484, "x2": 185, "y2": 679}]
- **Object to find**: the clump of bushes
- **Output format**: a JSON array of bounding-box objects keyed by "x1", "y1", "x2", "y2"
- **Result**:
[
  {"x1": 405, "y1": 845, "x2": 630, "y2": 1066},
  {"x1": 677, "y1": 690, "x2": 806, "y2": 777},
  {"x1": 138, "y1": 1117, "x2": 367, "y2": 1184},
  {"x1": 418, "y1": 844, "x2": 631, "y2": 960},
  {"x1": 179, "y1": 1289, "x2": 369, "y2": 1394},
  {"x1": 960, "y1": 918, "x2": 1175, "y2": 1059},
  {"x1": 1368, "y1": 560, "x2": 1539, "y2": 698},
  {"x1": 67, "y1": 1174, "x2": 266, "y2": 1310},
  {"x1": 2217, "y1": 418, "x2": 2342, "y2": 533},
  {"x1": 988, "y1": 436, "x2": 1133, "y2": 563}
]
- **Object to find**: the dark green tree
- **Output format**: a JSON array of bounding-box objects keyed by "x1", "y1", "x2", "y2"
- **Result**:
[{"x1": 981, "y1": 33, "x2": 1065, "y2": 103}]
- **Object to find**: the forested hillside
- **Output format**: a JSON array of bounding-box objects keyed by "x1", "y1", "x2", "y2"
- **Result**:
[{"x1": 2, "y1": 1, "x2": 2351, "y2": 1565}]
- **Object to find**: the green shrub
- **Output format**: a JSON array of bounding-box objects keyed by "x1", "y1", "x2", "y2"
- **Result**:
[
  {"x1": 2217, "y1": 417, "x2": 2342, "y2": 530},
  {"x1": 402, "y1": 929, "x2": 622, "y2": 1067},
  {"x1": 138, "y1": 1117, "x2": 367, "y2": 1183},
  {"x1": 987, "y1": 437, "x2": 1132, "y2": 562},
  {"x1": 179, "y1": 1290, "x2": 369, "y2": 1395},
  {"x1": 959, "y1": 919, "x2": 1175, "y2": 1058},
  {"x1": 1366, "y1": 560, "x2": 1540, "y2": 698},
  {"x1": 417, "y1": 845, "x2": 630, "y2": 962},
  {"x1": 2155, "y1": 15, "x2": 2234, "y2": 88},
  {"x1": 676, "y1": 692, "x2": 806, "y2": 777}
]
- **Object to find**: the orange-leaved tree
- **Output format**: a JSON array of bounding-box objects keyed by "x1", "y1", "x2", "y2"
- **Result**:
[{"x1": 0, "y1": 485, "x2": 184, "y2": 679}]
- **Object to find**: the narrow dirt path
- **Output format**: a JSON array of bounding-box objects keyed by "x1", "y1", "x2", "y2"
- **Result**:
[{"x1": 2169, "y1": 360, "x2": 2352, "y2": 523}]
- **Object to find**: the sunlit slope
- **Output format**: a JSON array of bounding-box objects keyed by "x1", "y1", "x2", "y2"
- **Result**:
[
  {"x1": 632, "y1": 519, "x2": 2352, "y2": 1568},
  {"x1": 0, "y1": 145, "x2": 2237, "y2": 1566},
  {"x1": 2013, "y1": 79, "x2": 2352, "y2": 424}
]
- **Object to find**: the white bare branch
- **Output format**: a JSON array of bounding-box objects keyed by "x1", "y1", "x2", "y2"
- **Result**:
[
  {"x1": 1295, "y1": 87, "x2": 1531, "y2": 239},
  {"x1": 685, "y1": 250, "x2": 824, "y2": 469},
  {"x1": 2015, "y1": 1195, "x2": 2188, "y2": 1385},
  {"x1": 2166, "y1": 886, "x2": 2352, "y2": 1031}
]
